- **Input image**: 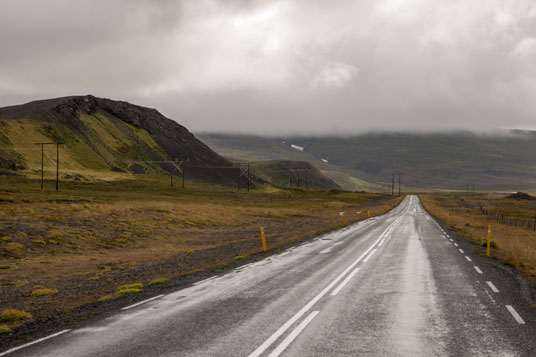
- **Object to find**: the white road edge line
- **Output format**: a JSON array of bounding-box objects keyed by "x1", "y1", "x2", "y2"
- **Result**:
[
  {"x1": 248, "y1": 216, "x2": 403, "y2": 357},
  {"x1": 122, "y1": 294, "x2": 165, "y2": 310},
  {"x1": 193, "y1": 276, "x2": 217, "y2": 285},
  {"x1": 506, "y1": 305, "x2": 525, "y2": 324},
  {"x1": 486, "y1": 281, "x2": 499, "y2": 293},
  {"x1": 454, "y1": 243, "x2": 459, "y2": 247},
  {"x1": 363, "y1": 248, "x2": 377, "y2": 263},
  {"x1": 474, "y1": 266, "x2": 483, "y2": 274},
  {"x1": 465, "y1": 256, "x2": 472, "y2": 262},
  {"x1": 319, "y1": 247, "x2": 332, "y2": 254},
  {"x1": 378, "y1": 238, "x2": 385, "y2": 247},
  {"x1": 330, "y1": 268, "x2": 360, "y2": 296},
  {"x1": 0, "y1": 329, "x2": 71, "y2": 356},
  {"x1": 268, "y1": 311, "x2": 319, "y2": 357},
  {"x1": 459, "y1": 249, "x2": 464, "y2": 253}
]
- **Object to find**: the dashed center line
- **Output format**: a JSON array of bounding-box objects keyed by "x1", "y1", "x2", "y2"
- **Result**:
[
  {"x1": 486, "y1": 281, "x2": 499, "y2": 293},
  {"x1": 330, "y1": 268, "x2": 360, "y2": 296},
  {"x1": 465, "y1": 256, "x2": 472, "y2": 262},
  {"x1": 474, "y1": 266, "x2": 483, "y2": 274},
  {"x1": 506, "y1": 305, "x2": 525, "y2": 325},
  {"x1": 363, "y1": 248, "x2": 377, "y2": 263},
  {"x1": 458, "y1": 249, "x2": 464, "y2": 254},
  {"x1": 454, "y1": 243, "x2": 459, "y2": 247},
  {"x1": 268, "y1": 311, "x2": 320, "y2": 357}
]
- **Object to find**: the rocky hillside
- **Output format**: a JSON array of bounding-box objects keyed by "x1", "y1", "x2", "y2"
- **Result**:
[{"x1": 0, "y1": 95, "x2": 239, "y2": 185}]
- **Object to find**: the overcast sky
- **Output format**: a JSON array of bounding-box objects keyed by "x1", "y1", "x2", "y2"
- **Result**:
[{"x1": 1, "y1": 0, "x2": 535, "y2": 135}]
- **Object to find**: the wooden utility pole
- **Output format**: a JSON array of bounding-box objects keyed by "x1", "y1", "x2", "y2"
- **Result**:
[
  {"x1": 56, "y1": 143, "x2": 60, "y2": 191},
  {"x1": 40, "y1": 144, "x2": 44, "y2": 189},
  {"x1": 35, "y1": 142, "x2": 63, "y2": 190},
  {"x1": 288, "y1": 168, "x2": 291, "y2": 186}
]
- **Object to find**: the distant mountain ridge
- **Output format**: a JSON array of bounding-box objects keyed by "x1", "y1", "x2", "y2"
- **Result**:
[{"x1": 197, "y1": 132, "x2": 536, "y2": 191}]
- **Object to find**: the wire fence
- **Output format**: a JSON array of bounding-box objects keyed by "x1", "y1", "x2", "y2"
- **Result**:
[{"x1": 458, "y1": 198, "x2": 536, "y2": 231}]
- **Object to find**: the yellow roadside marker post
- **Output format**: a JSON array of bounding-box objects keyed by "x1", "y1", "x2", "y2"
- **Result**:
[
  {"x1": 367, "y1": 210, "x2": 371, "y2": 218},
  {"x1": 260, "y1": 227, "x2": 267, "y2": 252},
  {"x1": 486, "y1": 226, "x2": 492, "y2": 257},
  {"x1": 339, "y1": 211, "x2": 347, "y2": 225}
]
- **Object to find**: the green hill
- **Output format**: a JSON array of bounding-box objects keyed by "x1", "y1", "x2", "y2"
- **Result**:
[
  {"x1": 0, "y1": 95, "x2": 241, "y2": 185},
  {"x1": 197, "y1": 132, "x2": 536, "y2": 191},
  {"x1": 249, "y1": 160, "x2": 340, "y2": 190}
]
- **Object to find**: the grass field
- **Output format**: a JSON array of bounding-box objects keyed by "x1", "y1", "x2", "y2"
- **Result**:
[
  {"x1": 0, "y1": 175, "x2": 401, "y2": 332},
  {"x1": 420, "y1": 193, "x2": 536, "y2": 282}
]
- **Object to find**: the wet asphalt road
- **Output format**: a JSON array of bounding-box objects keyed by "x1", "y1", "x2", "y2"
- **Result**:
[{"x1": 3, "y1": 195, "x2": 535, "y2": 356}]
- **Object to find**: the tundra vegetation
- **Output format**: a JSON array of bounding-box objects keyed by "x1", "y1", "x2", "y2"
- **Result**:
[{"x1": 0, "y1": 175, "x2": 401, "y2": 333}]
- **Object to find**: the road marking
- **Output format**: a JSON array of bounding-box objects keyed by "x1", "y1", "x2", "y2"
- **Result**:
[
  {"x1": 334, "y1": 242, "x2": 344, "y2": 246},
  {"x1": 363, "y1": 248, "x2": 377, "y2": 263},
  {"x1": 268, "y1": 311, "x2": 319, "y2": 357},
  {"x1": 454, "y1": 243, "x2": 459, "y2": 247},
  {"x1": 506, "y1": 305, "x2": 525, "y2": 324},
  {"x1": 449, "y1": 239, "x2": 453, "y2": 242},
  {"x1": 122, "y1": 294, "x2": 165, "y2": 310},
  {"x1": 193, "y1": 276, "x2": 217, "y2": 285},
  {"x1": 378, "y1": 238, "x2": 385, "y2": 247},
  {"x1": 459, "y1": 249, "x2": 464, "y2": 254},
  {"x1": 0, "y1": 329, "x2": 71, "y2": 356},
  {"x1": 474, "y1": 266, "x2": 483, "y2": 274},
  {"x1": 446, "y1": 234, "x2": 450, "y2": 237},
  {"x1": 465, "y1": 256, "x2": 472, "y2": 262},
  {"x1": 486, "y1": 281, "x2": 499, "y2": 293},
  {"x1": 249, "y1": 217, "x2": 402, "y2": 357},
  {"x1": 319, "y1": 247, "x2": 332, "y2": 254},
  {"x1": 330, "y1": 268, "x2": 360, "y2": 296}
]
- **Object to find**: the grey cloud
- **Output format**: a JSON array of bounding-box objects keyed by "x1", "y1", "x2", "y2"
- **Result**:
[{"x1": 1, "y1": 0, "x2": 536, "y2": 134}]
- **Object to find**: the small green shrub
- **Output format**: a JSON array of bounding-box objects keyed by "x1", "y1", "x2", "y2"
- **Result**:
[
  {"x1": 0, "y1": 324, "x2": 11, "y2": 333},
  {"x1": 0, "y1": 309, "x2": 32, "y2": 322},
  {"x1": 4, "y1": 243, "x2": 24, "y2": 252},
  {"x1": 149, "y1": 278, "x2": 169, "y2": 286},
  {"x1": 234, "y1": 256, "x2": 245, "y2": 261},
  {"x1": 116, "y1": 283, "x2": 143, "y2": 295},
  {"x1": 31, "y1": 288, "x2": 59, "y2": 296}
]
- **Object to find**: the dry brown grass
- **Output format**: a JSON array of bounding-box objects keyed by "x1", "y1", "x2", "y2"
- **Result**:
[
  {"x1": 0, "y1": 176, "x2": 402, "y2": 327},
  {"x1": 420, "y1": 194, "x2": 536, "y2": 280}
]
